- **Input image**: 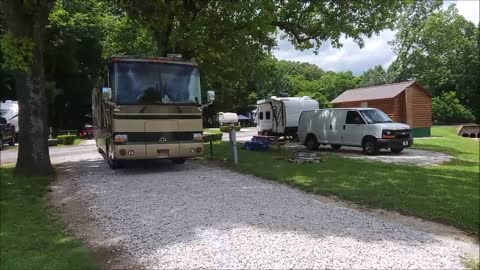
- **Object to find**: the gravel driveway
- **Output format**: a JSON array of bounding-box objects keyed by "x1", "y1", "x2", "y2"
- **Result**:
[{"x1": 55, "y1": 149, "x2": 466, "y2": 269}]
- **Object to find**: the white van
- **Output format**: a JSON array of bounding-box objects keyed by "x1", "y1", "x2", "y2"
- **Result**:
[
  {"x1": 0, "y1": 100, "x2": 19, "y2": 135},
  {"x1": 298, "y1": 108, "x2": 413, "y2": 155}
]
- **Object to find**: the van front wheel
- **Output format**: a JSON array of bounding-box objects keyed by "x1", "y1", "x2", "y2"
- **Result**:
[{"x1": 363, "y1": 139, "x2": 379, "y2": 155}]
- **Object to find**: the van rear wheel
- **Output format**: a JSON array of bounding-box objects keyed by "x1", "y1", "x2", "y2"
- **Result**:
[
  {"x1": 306, "y1": 135, "x2": 319, "y2": 151},
  {"x1": 363, "y1": 139, "x2": 379, "y2": 155}
]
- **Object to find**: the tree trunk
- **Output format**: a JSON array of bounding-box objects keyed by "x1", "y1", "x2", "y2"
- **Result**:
[
  {"x1": 4, "y1": 0, "x2": 54, "y2": 176},
  {"x1": 153, "y1": 28, "x2": 171, "y2": 57}
]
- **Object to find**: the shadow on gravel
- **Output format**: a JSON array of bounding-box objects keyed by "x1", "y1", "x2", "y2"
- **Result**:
[{"x1": 52, "y1": 155, "x2": 455, "y2": 269}]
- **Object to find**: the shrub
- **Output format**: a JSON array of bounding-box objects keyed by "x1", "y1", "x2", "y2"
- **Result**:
[
  {"x1": 432, "y1": 91, "x2": 476, "y2": 124},
  {"x1": 203, "y1": 133, "x2": 223, "y2": 142},
  {"x1": 219, "y1": 125, "x2": 241, "y2": 132},
  {"x1": 57, "y1": 135, "x2": 76, "y2": 145}
]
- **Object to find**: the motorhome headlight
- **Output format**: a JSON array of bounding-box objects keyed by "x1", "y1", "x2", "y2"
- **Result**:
[
  {"x1": 114, "y1": 134, "x2": 128, "y2": 143},
  {"x1": 382, "y1": 130, "x2": 395, "y2": 139},
  {"x1": 193, "y1": 133, "x2": 203, "y2": 142}
]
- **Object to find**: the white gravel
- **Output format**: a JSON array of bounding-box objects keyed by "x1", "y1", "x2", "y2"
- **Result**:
[{"x1": 61, "y1": 158, "x2": 466, "y2": 269}]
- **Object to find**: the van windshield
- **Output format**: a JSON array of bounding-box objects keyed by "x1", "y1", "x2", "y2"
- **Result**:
[
  {"x1": 360, "y1": 109, "x2": 393, "y2": 124},
  {"x1": 114, "y1": 62, "x2": 201, "y2": 105}
]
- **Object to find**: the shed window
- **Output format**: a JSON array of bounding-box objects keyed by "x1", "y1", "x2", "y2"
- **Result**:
[
  {"x1": 259, "y1": 112, "x2": 264, "y2": 120},
  {"x1": 346, "y1": 111, "x2": 365, "y2": 124},
  {"x1": 266, "y1": 111, "x2": 271, "y2": 120}
]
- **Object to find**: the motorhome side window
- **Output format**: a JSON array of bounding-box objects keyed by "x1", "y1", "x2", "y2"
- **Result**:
[
  {"x1": 259, "y1": 112, "x2": 263, "y2": 120},
  {"x1": 346, "y1": 111, "x2": 365, "y2": 124},
  {"x1": 266, "y1": 111, "x2": 271, "y2": 120}
]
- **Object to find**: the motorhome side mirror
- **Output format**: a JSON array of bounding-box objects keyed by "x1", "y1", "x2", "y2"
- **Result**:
[
  {"x1": 0, "y1": 117, "x2": 6, "y2": 124},
  {"x1": 207, "y1": 90, "x2": 215, "y2": 103},
  {"x1": 102, "y1": 87, "x2": 112, "y2": 101}
]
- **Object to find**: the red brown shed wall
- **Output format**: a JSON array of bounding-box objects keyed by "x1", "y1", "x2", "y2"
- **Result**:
[
  {"x1": 334, "y1": 99, "x2": 401, "y2": 122},
  {"x1": 408, "y1": 85, "x2": 432, "y2": 128}
]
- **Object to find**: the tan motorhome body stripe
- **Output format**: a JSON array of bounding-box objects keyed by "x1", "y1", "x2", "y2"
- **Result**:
[{"x1": 113, "y1": 119, "x2": 202, "y2": 132}]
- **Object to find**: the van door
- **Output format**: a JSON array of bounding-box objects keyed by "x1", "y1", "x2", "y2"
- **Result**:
[
  {"x1": 342, "y1": 110, "x2": 366, "y2": 146},
  {"x1": 326, "y1": 109, "x2": 346, "y2": 144}
]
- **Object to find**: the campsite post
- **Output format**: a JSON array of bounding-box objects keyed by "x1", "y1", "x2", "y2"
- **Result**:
[{"x1": 229, "y1": 123, "x2": 239, "y2": 164}]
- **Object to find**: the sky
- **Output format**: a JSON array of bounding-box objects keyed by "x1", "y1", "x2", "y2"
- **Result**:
[{"x1": 272, "y1": 0, "x2": 480, "y2": 75}]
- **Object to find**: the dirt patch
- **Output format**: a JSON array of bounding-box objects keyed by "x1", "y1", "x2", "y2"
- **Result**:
[{"x1": 49, "y1": 168, "x2": 143, "y2": 270}]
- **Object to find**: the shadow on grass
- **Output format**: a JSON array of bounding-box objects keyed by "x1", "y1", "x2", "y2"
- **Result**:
[{"x1": 0, "y1": 167, "x2": 98, "y2": 270}]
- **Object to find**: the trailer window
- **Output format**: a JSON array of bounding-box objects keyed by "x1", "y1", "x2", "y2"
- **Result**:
[
  {"x1": 266, "y1": 111, "x2": 271, "y2": 120},
  {"x1": 259, "y1": 112, "x2": 263, "y2": 120}
]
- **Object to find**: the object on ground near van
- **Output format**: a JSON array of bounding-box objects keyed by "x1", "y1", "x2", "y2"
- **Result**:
[
  {"x1": 252, "y1": 135, "x2": 279, "y2": 144},
  {"x1": 289, "y1": 150, "x2": 322, "y2": 164},
  {"x1": 256, "y1": 96, "x2": 319, "y2": 137},
  {"x1": 243, "y1": 140, "x2": 269, "y2": 151}
]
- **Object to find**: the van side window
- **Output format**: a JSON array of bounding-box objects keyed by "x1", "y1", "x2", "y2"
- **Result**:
[
  {"x1": 346, "y1": 111, "x2": 365, "y2": 124},
  {"x1": 259, "y1": 112, "x2": 264, "y2": 120},
  {"x1": 266, "y1": 111, "x2": 271, "y2": 120}
]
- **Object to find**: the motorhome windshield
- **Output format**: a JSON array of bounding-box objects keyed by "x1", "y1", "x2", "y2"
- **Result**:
[
  {"x1": 360, "y1": 109, "x2": 393, "y2": 124},
  {"x1": 115, "y1": 62, "x2": 201, "y2": 105}
]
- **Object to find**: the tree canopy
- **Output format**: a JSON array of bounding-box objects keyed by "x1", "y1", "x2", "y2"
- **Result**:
[{"x1": 389, "y1": 2, "x2": 480, "y2": 118}]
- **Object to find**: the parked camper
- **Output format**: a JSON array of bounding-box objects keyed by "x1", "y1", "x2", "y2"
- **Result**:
[
  {"x1": 298, "y1": 108, "x2": 413, "y2": 155},
  {"x1": 256, "y1": 96, "x2": 319, "y2": 137},
  {"x1": 0, "y1": 100, "x2": 19, "y2": 135}
]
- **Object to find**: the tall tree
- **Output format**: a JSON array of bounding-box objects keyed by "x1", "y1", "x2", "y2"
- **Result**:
[
  {"x1": 358, "y1": 65, "x2": 392, "y2": 87},
  {"x1": 1, "y1": 0, "x2": 55, "y2": 175},
  {"x1": 389, "y1": 2, "x2": 479, "y2": 118}
]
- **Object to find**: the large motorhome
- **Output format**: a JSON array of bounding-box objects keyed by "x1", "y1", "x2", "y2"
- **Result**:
[
  {"x1": 92, "y1": 56, "x2": 214, "y2": 168},
  {"x1": 256, "y1": 96, "x2": 319, "y2": 137}
]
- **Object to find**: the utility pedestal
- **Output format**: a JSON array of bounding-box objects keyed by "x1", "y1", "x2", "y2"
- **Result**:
[{"x1": 228, "y1": 124, "x2": 239, "y2": 164}]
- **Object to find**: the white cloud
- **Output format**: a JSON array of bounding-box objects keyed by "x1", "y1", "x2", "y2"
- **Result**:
[
  {"x1": 273, "y1": 30, "x2": 396, "y2": 76},
  {"x1": 454, "y1": 0, "x2": 479, "y2": 24},
  {"x1": 273, "y1": 0, "x2": 479, "y2": 76}
]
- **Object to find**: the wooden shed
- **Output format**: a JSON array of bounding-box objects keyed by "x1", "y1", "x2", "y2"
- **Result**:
[{"x1": 331, "y1": 80, "x2": 432, "y2": 137}]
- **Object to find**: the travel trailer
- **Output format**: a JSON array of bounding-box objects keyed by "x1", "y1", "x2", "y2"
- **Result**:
[
  {"x1": 92, "y1": 56, "x2": 214, "y2": 169},
  {"x1": 0, "y1": 100, "x2": 19, "y2": 134},
  {"x1": 256, "y1": 96, "x2": 319, "y2": 137},
  {"x1": 298, "y1": 108, "x2": 413, "y2": 155}
]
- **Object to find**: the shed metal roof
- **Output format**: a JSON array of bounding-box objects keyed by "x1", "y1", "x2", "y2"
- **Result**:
[{"x1": 331, "y1": 80, "x2": 416, "y2": 104}]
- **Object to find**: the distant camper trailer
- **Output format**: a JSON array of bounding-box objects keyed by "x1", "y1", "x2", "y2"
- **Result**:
[
  {"x1": 0, "y1": 100, "x2": 19, "y2": 134},
  {"x1": 256, "y1": 96, "x2": 319, "y2": 137}
]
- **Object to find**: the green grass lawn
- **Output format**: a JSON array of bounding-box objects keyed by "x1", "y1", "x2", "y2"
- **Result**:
[
  {"x1": 0, "y1": 167, "x2": 98, "y2": 270},
  {"x1": 204, "y1": 126, "x2": 479, "y2": 234}
]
